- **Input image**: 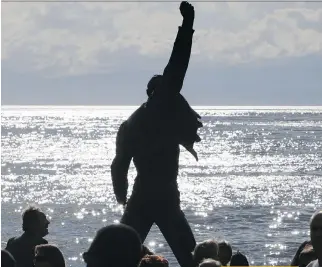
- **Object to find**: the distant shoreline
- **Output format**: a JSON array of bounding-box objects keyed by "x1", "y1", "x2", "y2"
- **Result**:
[{"x1": 2, "y1": 105, "x2": 322, "y2": 110}]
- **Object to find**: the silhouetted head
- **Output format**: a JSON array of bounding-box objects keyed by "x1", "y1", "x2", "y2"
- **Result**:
[
  {"x1": 1, "y1": 249, "x2": 16, "y2": 267},
  {"x1": 22, "y1": 206, "x2": 50, "y2": 237},
  {"x1": 194, "y1": 239, "x2": 219, "y2": 266},
  {"x1": 139, "y1": 255, "x2": 169, "y2": 267},
  {"x1": 147, "y1": 75, "x2": 163, "y2": 97},
  {"x1": 230, "y1": 251, "x2": 249, "y2": 266},
  {"x1": 299, "y1": 244, "x2": 317, "y2": 267},
  {"x1": 310, "y1": 210, "x2": 322, "y2": 255},
  {"x1": 218, "y1": 241, "x2": 232, "y2": 266},
  {"x1": 198, "y1": 259, "x2": 221, "y2": 267},
  {"x1": 83, "y1": 224, "x2": 142, "y2": 267},
  {"x1": 34, "y1": 244, "x2": 65, "y2": 267}
]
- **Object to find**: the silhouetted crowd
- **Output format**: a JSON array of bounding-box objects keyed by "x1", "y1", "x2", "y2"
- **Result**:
[{"x1": 1, "y1": 206, "x2": 322, "y2": 267}]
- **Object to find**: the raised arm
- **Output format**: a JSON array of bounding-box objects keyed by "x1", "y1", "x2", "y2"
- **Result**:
[
  {"x1": 157, "y1": 1, "x2": 195, "y2": 96},
  {"x1": 110, "y1": 121, "x2": 132, "y2": 205}
]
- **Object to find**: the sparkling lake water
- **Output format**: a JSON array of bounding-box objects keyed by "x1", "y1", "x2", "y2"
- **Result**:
[{"x1": 1, "y1": 106, "x2": 322, "y2": 266}]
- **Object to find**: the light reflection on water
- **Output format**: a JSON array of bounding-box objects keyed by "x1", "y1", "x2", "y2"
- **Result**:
[{"x1": 1, "y1": 106, "x2": 322, "y2": 267}]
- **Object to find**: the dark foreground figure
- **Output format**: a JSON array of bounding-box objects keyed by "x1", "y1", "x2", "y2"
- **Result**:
[
  {"x1": 5, "y1": 206, "x2": 50, "y2": 267},
  {"x1": 2, "y1": 249, "x2": 16, "y2": 267},
  {"x1": 111, "y1": 2, "x2": 202, "y2": 267},
  {"x1": 83, "y1": 224, "x2": 143, "y2": 267}
]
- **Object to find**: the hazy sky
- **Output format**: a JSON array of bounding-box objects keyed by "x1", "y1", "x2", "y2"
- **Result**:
[{"x1": 2, "y1": 1, "x2": 322, "y2": 105}]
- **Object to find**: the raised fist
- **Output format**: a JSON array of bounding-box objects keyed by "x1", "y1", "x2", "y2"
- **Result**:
[{"x1": 180, "y1": 1, "x2": 194, "y2": 20}]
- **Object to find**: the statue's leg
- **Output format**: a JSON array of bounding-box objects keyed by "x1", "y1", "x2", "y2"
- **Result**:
[
  {"x1": 156, "y1": 206, "x2": 196, "y2": 267},
  {"x1": 120, "y1": 194, "x2": 153, "y2": 243}
]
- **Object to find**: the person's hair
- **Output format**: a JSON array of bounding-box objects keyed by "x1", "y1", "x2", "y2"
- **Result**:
[
  {"x1": 139, "y1": 255, "x2": 169, "y2": 267},
  {"x1": 22, "y1": 206, "x2": 42, "y2": 232},
  {"x1": 310, "y1": 210, "x2": 322, "y2": 226},
  {"x1": 299, "y1": 244, "x2": 317, "y2": 267},
  {"x1": 35, "y1": 244, "x2": 65, "y2": 267},
  {"x1": 199, "y1": 259, "x2": 221, "y2": 267},
  {"x1": 141, "y1": 245, "x2": 154, "y2": 257},
  {"x1": 301, "y1": 244, "x2": 315, "y2": 254},
  {"x1": 1, "y1": 249, "x2": 16, "y2": 267},
  {"x1": 290, "y1": 240, "x2": 311, "y2": 266},
  {"x1": 230, "y1": 251, "x2": 249, "y2": 266},
  {"x1": 218, "y1": 241, "x2": 233, "y2": 265},
  {"x1": 193, "y1": 239, "x2": 219, "y2": 265},
  {"x1": 83, "y1": 224, "x2": 142, "y2": 267}
]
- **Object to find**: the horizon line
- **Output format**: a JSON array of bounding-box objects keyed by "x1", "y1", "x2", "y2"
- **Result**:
[{"x1": 2, "y1": 105, "x2": 322, "y2": 109}]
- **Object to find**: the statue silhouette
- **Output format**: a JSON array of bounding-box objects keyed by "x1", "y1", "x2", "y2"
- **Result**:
[{"x1": 111, "y1": 2, "x2": 202, "y2": 267}]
